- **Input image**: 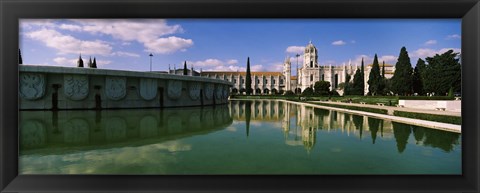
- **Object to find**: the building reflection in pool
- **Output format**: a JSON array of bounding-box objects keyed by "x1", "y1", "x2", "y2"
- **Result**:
[
  {"x1": 229, "y1": 100, "x2": 460, "y2": 153},
  {"x1": 20, "y1": 105, "x2": 233, "y2": 153}
]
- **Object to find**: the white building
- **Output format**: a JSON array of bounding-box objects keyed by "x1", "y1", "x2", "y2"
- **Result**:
[{"x1": 197, "y1": 41, "x2": 395, "y2": 95}]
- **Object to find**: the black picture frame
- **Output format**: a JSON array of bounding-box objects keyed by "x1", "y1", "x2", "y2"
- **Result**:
[{"x1": 1, "y1": 0, "x2": 479, "y2": 192}]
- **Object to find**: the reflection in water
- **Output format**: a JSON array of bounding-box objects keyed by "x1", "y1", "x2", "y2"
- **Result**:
[
  {"x1": 19, "y1": 100, "x2": 460, "y2": 174},
  {"x1": 229, "y1": 100, "x2": 461, "y2": 153},
  {"x1": 20, "y1": 105, "x2": 232, "y2": 153}
]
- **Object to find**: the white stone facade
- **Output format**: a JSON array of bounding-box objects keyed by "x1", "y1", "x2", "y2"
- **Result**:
[{"x1": 203, "y1": 41, "x2": 395, "y2": 95}]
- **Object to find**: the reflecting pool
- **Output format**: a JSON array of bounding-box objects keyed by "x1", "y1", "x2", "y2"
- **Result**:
[{"x1": 19, "y1": 100, "x2": 461, "y2": 174}]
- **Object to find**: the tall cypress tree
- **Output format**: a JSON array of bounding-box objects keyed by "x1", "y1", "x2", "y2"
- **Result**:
[
  {"x1": 77, "y1": 54, "x2": 84, "y2": 67},
  {"x1": 92, "y1": 57, "x2": 97, "y2": 68},
  {"x1": 18, "y1": 49, "x2": 23, "y2": 64},
  {"x1": 391, "y1": 47, "x2": 413, "y2": 95},
  {"x1": 382, "y1": 61, "x2": 385, "y2": 78},
  {"x1": 368, "y1": 54, "x2": 382, "y2": 95},
  {"x1": 245, "y1": 57, "x2": 252, "y2": 95},
  {"x1": 360, "y1": 57, "x2": 365, "y2": 96},
  {"x1": 183, "y1": 61, "x2": 188, "y2": 75},
  {"x1": 352, "y1": 68, "x2": 363, "y2": 95}
]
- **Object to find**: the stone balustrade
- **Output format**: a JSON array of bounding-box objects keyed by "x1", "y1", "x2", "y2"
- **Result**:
[{"x1": 19, "y1": 65, "x2": 233, "y2": 110}]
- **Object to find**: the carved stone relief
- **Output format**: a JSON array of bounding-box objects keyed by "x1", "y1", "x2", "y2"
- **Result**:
[
  {"x1": 105, "y1": 77, "x2": 127, "y2": 100},
  {"x1": 139, "y1": 78, "x2": 158, "y2": 100},
  {"x1": 188, "y1": 82, "x2": 201, "y2": 100},
  {"x1": 19, "y1": 73, "x2": 46, "y2": 100},
  {"x1": 167, "y1": 80, "x2": 182, "y2": 100},
  {"x1": 64, "y1": 75, "x2": 89, "y2": 101},
  {"x1": 204, "y1": 83, "x2": 214, "y2": 100},
  {"x1": 63, "y1": 118, "x2": 89, "y2": 144},
  {"x1": 223, "y1": 85, "x2": 229, "y2": 99},
  {"x1": 215, "y1": 85, "x2": 223, "y2": 100}
]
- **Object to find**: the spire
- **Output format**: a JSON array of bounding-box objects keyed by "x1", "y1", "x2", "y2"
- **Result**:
[
  {"x1": 88, "y1": 57, "x2": 93, "y2": 67},
  {"x1": 284, "y1": 55, "x2": 291, "y2": 64},
  {"x1": 77, "y1": 54, "x2": 84, "y2": 67}
]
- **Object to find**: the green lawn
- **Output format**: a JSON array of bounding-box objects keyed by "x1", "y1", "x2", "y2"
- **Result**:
[{"x1": 231, "y1": 95, "x2": 399, "y2": 106}]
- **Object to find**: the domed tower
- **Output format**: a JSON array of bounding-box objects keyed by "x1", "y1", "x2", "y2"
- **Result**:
[
  {"x1": 283, "y1": 56, "x2": 292, "y2": 91},
  {"x1": 304, "y1": 41, "x2": 318, "y2": 68}
]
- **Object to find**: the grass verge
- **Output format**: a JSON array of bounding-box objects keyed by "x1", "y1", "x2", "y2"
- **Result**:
[{"x1": 393, "y1": 111, "x2": 461, "y2": 125}]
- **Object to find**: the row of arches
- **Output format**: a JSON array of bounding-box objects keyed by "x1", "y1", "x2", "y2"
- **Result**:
[{"x1": 231, "y1": 88, "x2": 281, "y2": 95}]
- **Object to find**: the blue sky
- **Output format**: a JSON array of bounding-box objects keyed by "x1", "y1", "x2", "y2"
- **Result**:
[{"x1": 20, "y1": 19, "x2": 461, "y2": 75}]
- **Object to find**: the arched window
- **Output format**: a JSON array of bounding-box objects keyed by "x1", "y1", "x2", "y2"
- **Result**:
[
  {"x1": 321, "y1": 74, "x2": 324, "y2": 81},
  {"x1": 310, "y1": 61, "x2": 313, "y2": 68},
  {"x1": 310, "y1": 74, "x2": 313, "y2": 82}
]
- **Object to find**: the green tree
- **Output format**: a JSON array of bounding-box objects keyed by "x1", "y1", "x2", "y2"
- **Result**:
[
  {"x1": 77, "y1": 54, "x2": 84, "y2": 67},
  {"x1": 183, "y1": 61, "x2": 188, "y2": 75},
  {"x1": 245, "y1": 57, "x2": 252, "y2": 95},
  {"x1": 423, "y1": 50, "x2": 461, "y2": 95},
  {"x1": 391, "y1": 47, "x2": 413, "y2": 95},
  {"x1": 412, "y1": 64, "x2": 423, "y2": 95},
  {"x1": 352, "y1": 68, "x2": 364, "y2": 95},
  {"x1": 18, "y1": 49, "x2": 23, "y2": 64},
  {"x1": 367, "y1": 54, "x2": 382, "y2": 95},
  {"x1": 344, "y1": 71, "x2": 351, "y2": 95},
  {"x1": 378, "y1": 61, "x2": 387, "y2": 95},
  {"x1": 301, "y1": 87, "x2": 314, "y2": 96},
  {"x1": 314, "y1": 81, "x2": 331, "y2": 95},
  {"x1": 382, "y1": 61, "x2": 385, "y2": 78},
  {"x1": 360, "y1": 57, "x2": 365, "y2": 95},
  {"x1": 91, "y1": 57, "x2": 97, "y2": 68}
]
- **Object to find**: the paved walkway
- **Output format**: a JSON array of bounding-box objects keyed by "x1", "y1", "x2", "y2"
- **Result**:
[{"x1": 311, "y1": 101, "x2": 461, "y2": 117}]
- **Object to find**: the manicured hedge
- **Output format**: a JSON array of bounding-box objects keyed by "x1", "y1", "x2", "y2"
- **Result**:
[
  {"x1": 310, "y1": 102, "x2": 388, "y2": 115},
  {"x1": 393, "y1": 111, "x2": 461, "y2": 125}
]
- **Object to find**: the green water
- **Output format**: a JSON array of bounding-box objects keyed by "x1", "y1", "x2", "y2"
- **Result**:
[{"x1": 19, "y1": 100, "x2": 461, "y2": 174}]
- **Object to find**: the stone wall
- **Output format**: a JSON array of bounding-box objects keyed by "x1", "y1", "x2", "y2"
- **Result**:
[
  {"x1": 19, "y1": 65, "x2": 232, "y2": 110},
  {"x1": 399, "y1": 100, "x2": 461, "y2": 112}
]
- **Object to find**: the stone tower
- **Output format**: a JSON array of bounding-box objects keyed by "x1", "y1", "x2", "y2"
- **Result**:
[
  {"x1": 283, "y1": 56, "x2": 292, "y2": 91},
  {"x1": 304, "y1": 41, "x2": 318, "y2": 68}
]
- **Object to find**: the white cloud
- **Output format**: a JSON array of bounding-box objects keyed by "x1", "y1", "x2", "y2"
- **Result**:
[
  {"x1": 289, "y1": 55, "x2": 304, "y2": 64},
  {"x1": 70, "y1": 19, "x2": 193, "y2": 54},
  {"x1": 59, "y1": 24, "x2": 82, "y2": 31},
  {"x1": 446, "y1": 34, "x2": 461, "y2": 40},
  {"x1": 26, "y1": 29, "x2": 112, "y2": 56},
  {"x1": 332, "y1": 40, "x2": 346, "y2": 46},
  {"x1": 53, "y1": 57, "x2": 77, "y2": 66},
  {"x1": 113, "y1": 51, "x2": 140, "y2": 57},
  {"x1": 251, "y1": 64, "x2": 265, "y2": 72},
  {"x1": 412, "y1": 48, "x2": 461, "y2": 59},
  {"x1": 143, "y1": 36, "x2": 193, "y2": 54},
  {"x1": 20, "y1": 19, "x2": 56, "y2": 30},
  {"x1": 285, "y1": 46, "x2": 305, "y2": 54},
  {"x1": 378, "y1": 55, "x2": 397, "y2": 64},
  {"x1": 424, "y1": 40, "x2": 437, "y2": 46},
  {"x1": 226, "y1": 59, "x2": 238, "y2": 65}
]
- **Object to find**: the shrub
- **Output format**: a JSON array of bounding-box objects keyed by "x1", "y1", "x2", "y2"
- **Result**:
[
  {"x1": 284, "y1": 90, "x2": 295, "y2": 96},
  {"x1": 398, "y1": 96, "x2": 454, "y2": 100},
  {"x1": 302, "y1": 87, "x2": 314, "y2": 96}
]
